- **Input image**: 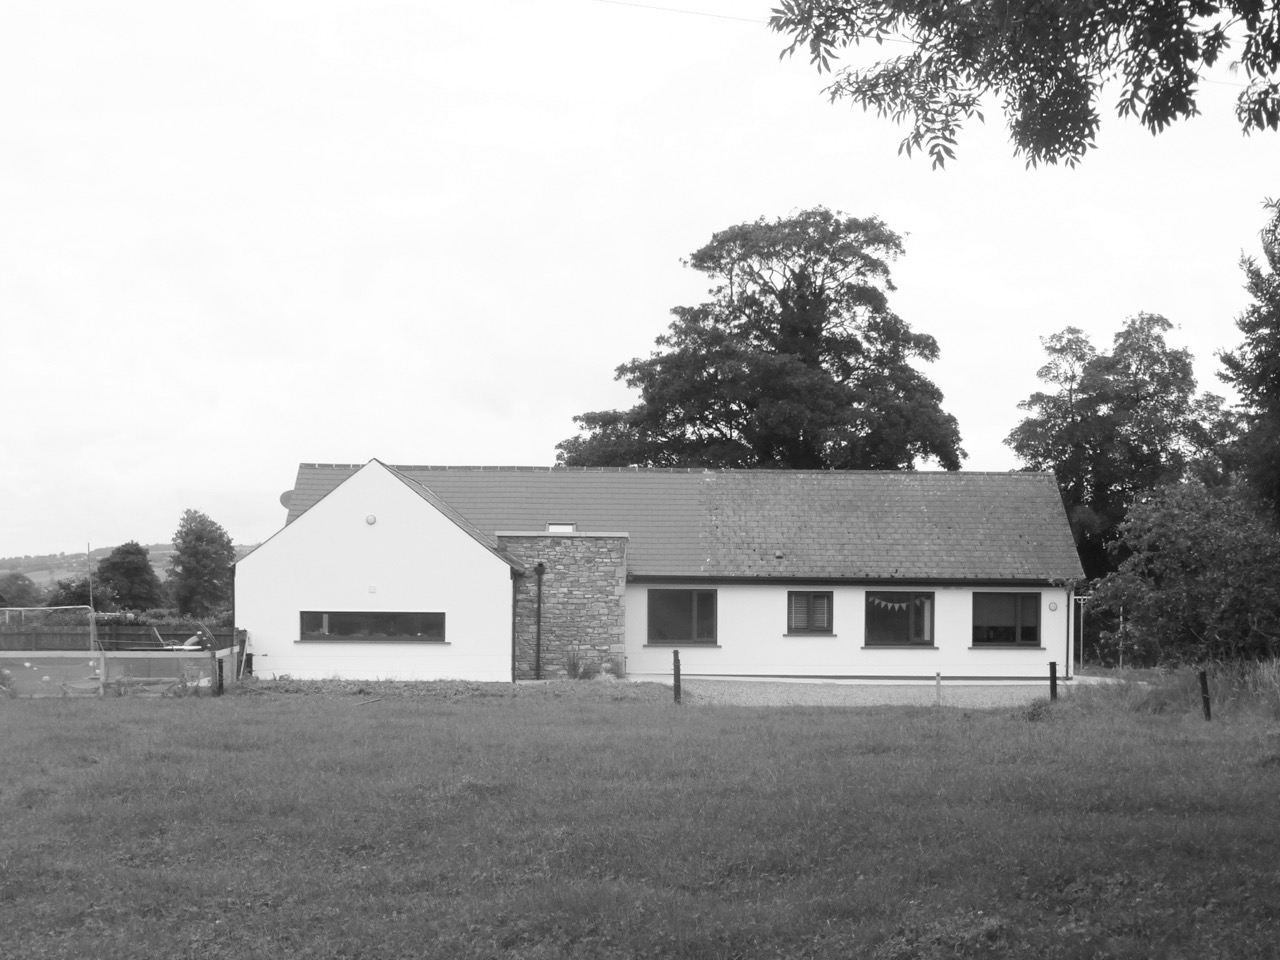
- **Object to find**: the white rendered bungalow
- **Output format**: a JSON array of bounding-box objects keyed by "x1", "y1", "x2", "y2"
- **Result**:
[{"x1": 235, "y1": 461, "x2": 1085, "y2": 683}]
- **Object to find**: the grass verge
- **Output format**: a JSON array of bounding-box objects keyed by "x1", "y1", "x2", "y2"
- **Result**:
[{"x1": 2, "y1": 673, "x2": 1278, "y2": 958}]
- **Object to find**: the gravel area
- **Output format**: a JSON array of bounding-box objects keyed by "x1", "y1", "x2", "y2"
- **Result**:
[{"x1": 674, "y1": 678, "x2": 1060, "y2": 709}]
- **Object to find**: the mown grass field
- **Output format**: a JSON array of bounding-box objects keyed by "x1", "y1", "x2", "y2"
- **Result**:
[{"x1": 2, "y1": 674, "x2": 1279, "y2": 959}]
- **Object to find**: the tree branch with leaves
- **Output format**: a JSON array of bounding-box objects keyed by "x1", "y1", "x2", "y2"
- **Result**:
[{"x1": 770, "y1": 0, "x2": 1280, "y2": 167}]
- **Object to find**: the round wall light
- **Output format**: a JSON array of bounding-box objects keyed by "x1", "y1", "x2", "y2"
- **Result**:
[
  {"x1": 1048, "y1": 601, "x2": 1058, "y2": 611},
  {"x1": 365, "y1": 515, "x2": 377, "y2": 525}
]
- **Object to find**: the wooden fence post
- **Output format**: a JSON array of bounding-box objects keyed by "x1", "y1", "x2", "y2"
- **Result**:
[
  {"x1": 1049, "y1": 661, "x2": 1058, "y2": 701},
  {"x1": 1199, "y1": 670, "x2": 1212, "y2": 721},
  {"x1": 673, "y1": 650, "x2": 681, "y2": 705}
]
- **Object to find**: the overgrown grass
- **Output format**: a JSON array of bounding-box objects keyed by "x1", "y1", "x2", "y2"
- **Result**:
[
  {"x1": 2, "y1": 674, "x2": 1278, "y2": 959},
  {"x1": 1072, "y1": 661, "x2": 1280, "y2": 721}
]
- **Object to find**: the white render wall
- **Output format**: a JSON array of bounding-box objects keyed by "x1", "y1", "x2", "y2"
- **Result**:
[
  {"x1": 236, "y1": 463, "x2": 515, "y2": 682},
  {"x1": 624, "y1": 583, "x2": 1073, "y2": 681}
]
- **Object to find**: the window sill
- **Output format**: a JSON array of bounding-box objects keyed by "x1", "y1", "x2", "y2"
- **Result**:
[
  {"x1": 643, "y1": 642, "x2": 720, "y2": 648},
  {"x1": 969, "y1": 644, "x2": 1043, "y2": 650},
  {"x1": 785, "y1": 632, "x2": 837, "y2": 638},
  {"x1": 862, "y1": 644, "x2": 936, "y2": 650},
  {"x1": 296, "y1": 638, "x2": 451, "y2": 645}
]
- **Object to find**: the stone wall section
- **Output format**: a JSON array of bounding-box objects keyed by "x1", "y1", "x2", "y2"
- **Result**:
[{"x1": 501, "y1": 534, "x2": 628, "y2": 680}]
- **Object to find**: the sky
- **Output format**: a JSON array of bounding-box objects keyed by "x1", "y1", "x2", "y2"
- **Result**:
[{"x1": 2, "y1": 0, "x2": 1277, "y2": 559}]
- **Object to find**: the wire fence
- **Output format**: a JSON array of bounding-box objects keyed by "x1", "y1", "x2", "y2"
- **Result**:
[
  {"x1": 0, "y1": 606, "x2": 248, "y2": 696},
  {"x1": 0, "y1": 646, "x2": 243, "y2": 698}
]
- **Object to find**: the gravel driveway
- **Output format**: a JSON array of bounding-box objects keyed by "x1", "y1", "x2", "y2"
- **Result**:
[{"x1": 674, "y1": 678, "x2": 1060, "y2": 709}]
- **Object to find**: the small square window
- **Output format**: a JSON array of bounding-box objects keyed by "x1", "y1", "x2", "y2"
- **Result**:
[
  {"x1": 788, "y1": 591, "x2": 833, "y2": 633},
  {"x1": 865, "y1": 592, "x2": 934, "y2": 645}
]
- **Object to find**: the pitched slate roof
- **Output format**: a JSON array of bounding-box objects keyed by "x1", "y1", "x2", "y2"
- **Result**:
[{"x1": 283, "y1": 464, "x2": 1083, "y2": 583}]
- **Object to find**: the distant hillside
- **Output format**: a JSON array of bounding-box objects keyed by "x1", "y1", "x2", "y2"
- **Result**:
[{"x1": 0, "y1": 543, "x2": 258, "y2": 586}]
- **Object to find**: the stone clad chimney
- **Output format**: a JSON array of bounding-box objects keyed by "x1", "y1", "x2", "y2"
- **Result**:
[{"x1": 499, "y1": 532, "x2": 628, "y2": 679}]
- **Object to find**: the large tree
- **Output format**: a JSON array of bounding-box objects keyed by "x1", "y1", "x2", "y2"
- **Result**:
[
  {"x1": 96, "y1": 541, "x2": 164, "y2": 611},
  {"x1": 1092, "y1": 482, "x2": 1280, "y2": 662},
  {"x1": 169, "y1": 510, "x2": 236, "y2": 618},
  {"x1": 557, "y1": 208, "x2": 964, "y2": 470},
  {"x1": 0, "y1": 572, "x2": 43, "y2": 607},
  {"x1": 1220, "y1": 199, "x2": 1280, "y2": 521},
  {"x1": 44, "y1": 575, "x2": 116, "y2": 611},
  {"x1": 1007, "y1": 314, "x2": 1231, "y2": 578},
  {"x1": 770, "y1": 0, "x2": 1280, "y2": 167}
]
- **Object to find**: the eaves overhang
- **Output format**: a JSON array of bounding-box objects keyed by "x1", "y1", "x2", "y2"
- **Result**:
[{"x1": 624, "y1": 574, "x2": 1070, "y2": 587}]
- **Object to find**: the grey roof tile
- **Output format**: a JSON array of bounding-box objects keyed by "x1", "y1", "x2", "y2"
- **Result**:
[{"x1": 283, "y1": 465, "x2": 1083, "y2": 583}]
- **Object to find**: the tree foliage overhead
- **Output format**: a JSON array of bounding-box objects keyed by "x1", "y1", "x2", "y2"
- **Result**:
[
  {"x1": 169, "y1": 510, "x2": 236, "y2": 619},
  {"x1": 770, "y1": 0, "x2": 1280, "y2": 167},
  {"x1": 557, "y1": 208, "x2": 964, "y2": 471},
  {"x1": 1220, "y1": 199, "x2": 1280, "y2": 520},
  {"x1": 96, "y1": 541, "x2": 164, "y2": 612},
  {"x1": 1006, "y1": 314, "x2": 1233, "y2": 579},
  {"x1": 1092, "y1": 482, "x2": 1280, "y2": 661}
]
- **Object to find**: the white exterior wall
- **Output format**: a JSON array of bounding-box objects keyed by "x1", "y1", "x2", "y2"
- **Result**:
[
  {"x1": 236, "y1": 463, "x2": 514, "y2": 682},
  {"x1": 625, "y1": 582, "x2": 1073, "y2": 681}
]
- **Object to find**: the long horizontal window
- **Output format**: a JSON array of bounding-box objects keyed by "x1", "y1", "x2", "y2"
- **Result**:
[
  {"x1": 300, "y1": 611, "x2": 445, "y2": 642},
  {"x1": 647, "y1": 590, "x2": 716, "y2": 644},
  {"x1": 973, "y1": 593, "x2": 1040, "y2": 646},
  {"x1": 865, "y1": 592, "x2": 933, "y2": 646}
]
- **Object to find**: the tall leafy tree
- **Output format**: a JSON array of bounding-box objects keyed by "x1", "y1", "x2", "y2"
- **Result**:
[
  {"x1": 557, "y1": 208, "x2": 964, "y2": 470},
  {"x1": 96, "y1": 541, "x2": 164, "y2": 611},
  {"x1": 770, "y1": 0, "x2": 1280, "y2": 167},
  {"x1": 1007, "y1": 314, "x2": 1231, "y2": 578},
  {"x1": 0, "y1": 572, "x2": 43, "y2": 607},
  {"x1": 1092, "y1": 482, "x2": 1280, "y2": 662},
  {"x1": 169, "y1": 510, "x2": 236, "y2": 618},
  {"x1": 44, "y1": 575, "x2": 116, "y2": 611},
  {"x1": 1220, "y1": 199, "x2": 1280, "y2": 521}
]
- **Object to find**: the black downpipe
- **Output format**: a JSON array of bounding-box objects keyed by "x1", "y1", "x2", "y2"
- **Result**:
[
  {"x1": 534, "y1": 562, "x2": 546, "y2": 680},
  {"x1": 510, "y1": 570, "x2": 520, "y2": 684},
  {"x1": 231, "y1": 563, "x2": 242, "y2": 680}
]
